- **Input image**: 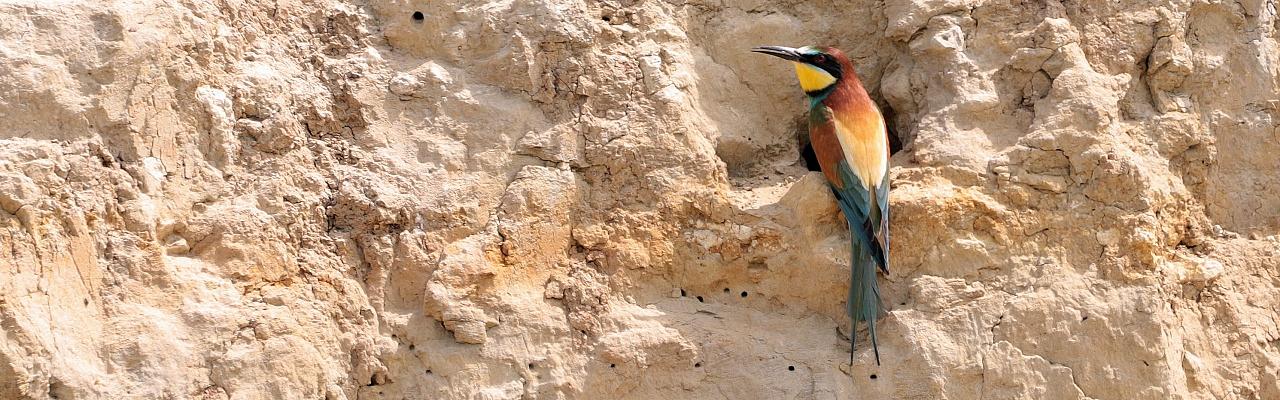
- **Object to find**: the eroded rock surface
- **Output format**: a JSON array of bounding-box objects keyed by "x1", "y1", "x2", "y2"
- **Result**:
[{"x1": 1, "y1": 0, "x2": 1278, "y2": 399}]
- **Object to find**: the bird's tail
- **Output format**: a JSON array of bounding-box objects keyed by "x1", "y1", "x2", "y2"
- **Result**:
[{"x1": 847, "y1": 233, "x2": 884, "y2": 366}]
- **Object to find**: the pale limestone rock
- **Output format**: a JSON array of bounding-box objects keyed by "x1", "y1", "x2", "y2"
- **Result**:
[
  {"x1": 1185, "y1": 258, "x2": 1225, "y2": 283},
  {"x1": 516, "y1": 126, "x2": 582, "y2": 165},
  {"x1": 195, "y1": 86, "x2": 238, "y2": 168},
  {"x1": 0, "y1": 173, "x2": 39, "y2": 214},
  {"x1": 388, "y1": 73, "x2": 421, "y2": 98},
  {"x1": 163, "y1": 234, "x2": 190, "y2": 255}
]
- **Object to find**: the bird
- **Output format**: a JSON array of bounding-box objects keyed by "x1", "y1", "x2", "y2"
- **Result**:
[{"x1": 751, "y1": 45, "x2": 890, "y2": 365}]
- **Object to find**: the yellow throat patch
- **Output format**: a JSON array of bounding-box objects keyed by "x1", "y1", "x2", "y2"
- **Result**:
[{"x1": 793, "y1": 62, "x2": 836, "y2": 92}]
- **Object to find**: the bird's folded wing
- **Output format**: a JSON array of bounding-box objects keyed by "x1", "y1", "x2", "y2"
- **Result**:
[{"x1": 831, "y1": 163, "x2": 888, "y2": 273}]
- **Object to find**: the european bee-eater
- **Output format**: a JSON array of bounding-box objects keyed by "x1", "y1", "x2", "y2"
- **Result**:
[{"x1": 751, "y1": 45, "x2": 890, "y2": 365}]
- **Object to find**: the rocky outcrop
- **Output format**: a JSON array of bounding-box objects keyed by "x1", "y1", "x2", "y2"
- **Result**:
[{"x1": 1, "y1": 0, "x2": 1277, "y2": 399}]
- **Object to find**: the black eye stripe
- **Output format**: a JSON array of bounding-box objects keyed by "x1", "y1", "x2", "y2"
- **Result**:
[{"x1": 810, "y1": 53, "x2": 841, "y2": 80}]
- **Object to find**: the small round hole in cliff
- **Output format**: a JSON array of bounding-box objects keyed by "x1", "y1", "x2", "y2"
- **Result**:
[
  {"x1": 528, "y1": 363, "x2": 536, "y2": 369},
  {"x1": 788, "y1": 365, "x2": 795, "y2": 371},
  {"x1": 610, "y1": 363, "x2": 616, "y2": 368},
  {"x1": 694, "y1": 362, "x2": 702, "y2": 368},
  {"x1": 740, "y1": 291, "x2": 748, "y2": 297},
  {"x1": 411, "y1": 11, "x2": 424, "y2": 22},
  {"x1": 723, "y1": 287, "x2": 730, "y2": 293},
  {"x1": 870, "y1": 374, "x2": 878, "y2": 380},
  {"x1": 696, "y1": 296, "x2": 704, "y2": 302},
  {"x1": 409, "y1": 344, "x2": 415, "y2": 351}
]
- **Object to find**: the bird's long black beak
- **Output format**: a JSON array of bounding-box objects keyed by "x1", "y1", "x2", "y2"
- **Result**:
[{"x1": 751, "y1": 46, "x2": 803, "y2": 62}]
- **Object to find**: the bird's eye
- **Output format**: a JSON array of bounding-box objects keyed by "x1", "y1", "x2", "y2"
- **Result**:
[{"x1": 815, "y1": 54, "x2": 829, "y2": 63}]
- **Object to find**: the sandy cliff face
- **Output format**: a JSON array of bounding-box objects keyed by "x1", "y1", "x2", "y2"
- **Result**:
[{"x1": 1, "y1": 0, "x2": 1278, "y2": 398}]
